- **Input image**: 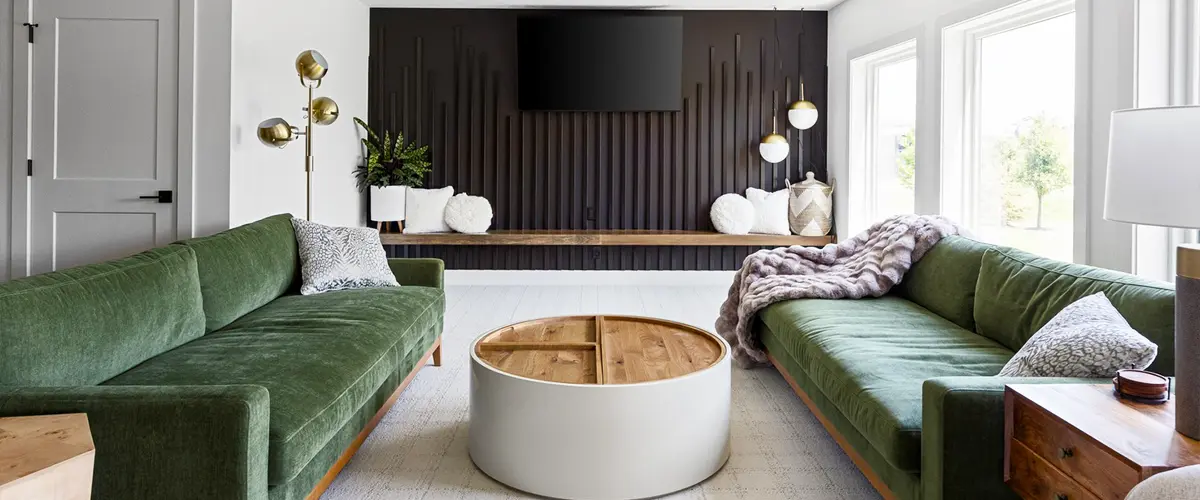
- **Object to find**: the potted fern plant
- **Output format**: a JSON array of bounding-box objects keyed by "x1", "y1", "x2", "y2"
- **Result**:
[{"x1": 353, "y1": 117, "x2": 431, "y2": 228}]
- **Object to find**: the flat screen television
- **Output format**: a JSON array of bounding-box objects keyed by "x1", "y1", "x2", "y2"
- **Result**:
[{"x1": 518, "y1": 15, "x2": 683, "y2": 112}]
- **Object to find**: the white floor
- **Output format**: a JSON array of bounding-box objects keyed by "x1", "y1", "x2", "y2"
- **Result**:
[{"x1": 321, "y1": 286, "x2": 879, "y2": 500}]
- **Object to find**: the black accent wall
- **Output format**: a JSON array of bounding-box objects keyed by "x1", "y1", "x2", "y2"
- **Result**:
[{"x1": 370, "y1": 9, "x2": 829, "y2": 270}]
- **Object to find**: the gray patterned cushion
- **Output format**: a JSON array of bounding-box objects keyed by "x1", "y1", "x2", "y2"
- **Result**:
[
  {"x1": 997, "y1": 292, "x2": 1157, "y2": 377},
  {"x1": 291, "y1": 218, "x2": 399, "y2": 295}
]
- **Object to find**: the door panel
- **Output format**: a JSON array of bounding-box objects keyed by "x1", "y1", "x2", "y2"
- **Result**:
[
  {"x1": 30, "y1": 0, "x2": 179, "y2": 274},
  {"x1": 56, "y1": 18, "x2": 161, "y2": 180},
  {"x1": 53, "y1": 212, "x2": 157, "y2": 270}
]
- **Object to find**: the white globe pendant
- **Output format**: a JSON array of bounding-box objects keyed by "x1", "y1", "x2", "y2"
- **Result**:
[
  {"x1": 759, "y1": 134, "x2": 790, "y2": 164},
  {"x1": 788, "y1": 100, "x2": 819, "y2": 130}
]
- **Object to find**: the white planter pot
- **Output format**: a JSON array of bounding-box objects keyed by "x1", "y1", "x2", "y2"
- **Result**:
[{"x1": 370, "y1": 185, "x2": 407, "y2": 222}]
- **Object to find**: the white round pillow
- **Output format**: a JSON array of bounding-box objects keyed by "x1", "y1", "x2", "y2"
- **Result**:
[
  {"x1": 444, "y1": 193, "x2": 493, "y2": 234},
  {"x1": 710, "y1": 193, "x2": 755, "y2": 235}
]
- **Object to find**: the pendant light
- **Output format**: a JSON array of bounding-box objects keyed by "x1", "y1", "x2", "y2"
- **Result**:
[
  {"x1": 759, "y1": 7, "x2": 790, "y2": 164},
  {"x1": 788, "y1": 84, "x2": 819, "y2": 130},
  {"x1": 788, "y1": 10, "x2": 819, "y2": 130}
]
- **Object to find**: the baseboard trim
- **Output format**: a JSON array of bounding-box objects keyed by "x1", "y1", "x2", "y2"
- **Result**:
[
  {"x1": 444, "y1": 270, "x2": 737, "y2": 286},
  {"x1": 767, "y1": 353, "x2": 899, "y2": 500},
  {"x1": 305, "y1": 336, "x2": 442, "y2": 500}
]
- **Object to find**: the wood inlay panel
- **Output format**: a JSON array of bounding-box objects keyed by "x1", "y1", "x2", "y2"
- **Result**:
[
  {"x1": 474, "y1": 315, "x2": 725, "y2": 385},
  {"x1": 478, "y1": 348, "x2": 598, "y2": 385},
  {"x1": 601, "y1": 317, "x2": 724, "y2": 384},
  {"x1": 481, "y1": 316, "x2": 596, "y2": 343},
  {"x1": 371, "y1": 9, "x2": 830, "y2": 270}
]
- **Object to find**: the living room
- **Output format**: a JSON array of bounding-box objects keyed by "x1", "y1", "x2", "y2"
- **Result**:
[{"x1": 0, "y1": 0, "x2": 1197, "y2": 499}]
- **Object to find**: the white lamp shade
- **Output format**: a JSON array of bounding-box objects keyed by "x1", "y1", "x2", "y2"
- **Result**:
[
  {"x1": 1106, "y1": 106, "x2": 1200, "y2": 229},
  {"x1": 370, "y1": 185, "x2": 407, "y2": 221},
  {"x1": 788, "y1": 107, "x2": 819, "y2": 130},
  {"x1": 759, "y1": 136, "x2": 790, "y2": 164}
]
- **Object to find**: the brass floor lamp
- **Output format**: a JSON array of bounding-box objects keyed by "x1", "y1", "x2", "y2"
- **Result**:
[{"x1": 256, "y1": 50, "x2": 340, "y2": 221}]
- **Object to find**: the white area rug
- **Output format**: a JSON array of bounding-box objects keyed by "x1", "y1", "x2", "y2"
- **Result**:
[{"x1": 321, "y1": 286, "x2": 878, "y2": 500}]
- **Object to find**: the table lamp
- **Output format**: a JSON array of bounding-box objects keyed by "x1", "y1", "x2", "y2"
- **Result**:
[{"x1": 1105, "y1": 105, "x2": 1200, "y2": 439}]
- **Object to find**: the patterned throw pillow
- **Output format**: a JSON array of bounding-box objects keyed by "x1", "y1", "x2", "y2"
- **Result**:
[
  {"x1": 291, "y1": 218, "x2": 399, "y2": 295},
  {"x1": 998, "y1": 292, "x2": 1157, "y2": 377}
]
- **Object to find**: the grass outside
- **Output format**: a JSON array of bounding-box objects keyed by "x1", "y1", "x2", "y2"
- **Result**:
[{"x1": 973, "y1": 187, "x2": 1073, "y2": 262}]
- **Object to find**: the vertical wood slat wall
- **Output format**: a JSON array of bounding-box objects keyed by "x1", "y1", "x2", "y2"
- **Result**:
[{"x1": 370, "y1": 9, "x2": 829, "y2": 270}]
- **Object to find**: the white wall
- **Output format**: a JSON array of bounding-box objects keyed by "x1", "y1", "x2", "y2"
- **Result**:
[
  {"x1": 827, "y1": 0, "x2": 1137, "y2": 271},
  {"x1": 230, "y1": 0, "x2": 370, "y2": 227},
  {"x1": 195, "y1": 0, "x2": 233, "y2": 237}
]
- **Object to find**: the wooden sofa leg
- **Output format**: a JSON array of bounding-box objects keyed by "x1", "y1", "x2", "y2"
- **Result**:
[{"x1": 431, "y1": 338, "x2": 442, "y2": 366}]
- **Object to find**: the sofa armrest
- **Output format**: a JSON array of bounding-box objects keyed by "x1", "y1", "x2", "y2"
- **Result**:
[
  {"x1": 921, "y1": 376, "x2": 1099, "y2": 500},
  {"x1": 388, "y1": 258, "x2": 444, "y2": 289},
  {"x1": 0, "y1": 385, "x2": 270, "y2": 500}
]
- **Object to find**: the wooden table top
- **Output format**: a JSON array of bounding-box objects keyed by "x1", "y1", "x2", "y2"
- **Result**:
[
  {"x1": 1007, "y1": 384, "x2": 1200, "y2": 473},
  {"x1": 0, "y1": 413, "x2": 94, "y2": 486},
  {"x1": 474, "y1": 315, "x2": 727, "y2": 385}
]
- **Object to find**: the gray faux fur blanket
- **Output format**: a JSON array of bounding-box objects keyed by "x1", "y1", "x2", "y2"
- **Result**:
[{"x1": 716, "y1": 215, "x2": 962, "y2": 365}]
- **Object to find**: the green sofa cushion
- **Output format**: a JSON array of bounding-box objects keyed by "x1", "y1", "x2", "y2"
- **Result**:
[
  {"x1": 0, "y1": 246, "x2": 206, "y2": 386},
  {"x1": 103, "y1": 286, "x2": 445, "y2": 485},
  {"x1": 894, "y1": 236, "x2": 995, "y2": 331},
  {"x1": 177, "y1": 214, "x2": 300, "y2": 332},
  {"x1": 973, "y1": 247, "x2": 1175, "y2": 374},
  {"x1": 759, "y1": 296, "x2": 1013, "y2": 472},
  {"x1": 760, "y1": 323, "x2": 923, "y2": 500}
]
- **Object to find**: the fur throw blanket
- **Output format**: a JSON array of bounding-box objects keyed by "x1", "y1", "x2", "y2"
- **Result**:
[{"x1": 716, "y1": 215, "x2": 963, "y2": 365}]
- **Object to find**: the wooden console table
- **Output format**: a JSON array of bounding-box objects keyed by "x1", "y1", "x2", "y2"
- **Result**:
[
  {"x1": 1004, "y1": 384, "x2": 1200, "y2": 500},
  {"x1": 381, "y1": 230, "x2": 835, "y2": 247}
]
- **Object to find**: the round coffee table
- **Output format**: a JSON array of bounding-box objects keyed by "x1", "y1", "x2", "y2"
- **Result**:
[{"x1": 468, "y1": 315, "x2": 731, "y2": 500}]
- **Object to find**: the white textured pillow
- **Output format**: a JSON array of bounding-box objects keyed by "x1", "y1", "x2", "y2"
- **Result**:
[
  {"x1": 710, "y1": 194, "x2": 755, "y2": 235},
  {"x1": 444, "y1": 193, "x2": 493, "y2": 234},
  {"x1": 998, "y1": 292, "x2": 1157, "y2": 377},
  {"x1": 403, "y1": 186, "x2": 454, "y2": 234},
  {"x1": 291, "y1": 218, "x2": 399, "y2": 296},
  {"x1": 746, "y1": 188, "x2": 790, "y2": 235}
]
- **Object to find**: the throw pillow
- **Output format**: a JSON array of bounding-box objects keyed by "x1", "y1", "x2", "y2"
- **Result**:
[
  {"x1": 710, "y1": 193, "x2": 755, "y2": 235},
  {"x1": 291, "y1": 218, "x2": 399, "y2": 295},
  {"x1": 997, "y1": 292, "x2": 1157, "y2": 377},
  {"x1": 404, "y1": 186, "x2": 454, "y2": 234},
  {"x1": 444, "y1": 193, "x2": 493, "y2": 234},
  {"x1": 746, "y1": 187, "x2": 790, "y2": 235}
]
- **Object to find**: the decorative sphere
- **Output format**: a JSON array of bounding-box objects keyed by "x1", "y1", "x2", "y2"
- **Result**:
[
  {"x1": 759, "y1": 134, "x2": 790, "y2": 164},
  {"x1": 710, "y1": 194, "x2": 755, "y2": 235},
  {"x1": 788, "y1": 101, "x2": 820, "y2": 130},
  {"x1": 444, "y1": 193, "x2": 493, "y2": 234}
]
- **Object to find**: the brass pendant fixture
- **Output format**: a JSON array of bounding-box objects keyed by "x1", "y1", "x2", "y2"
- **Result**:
[
  {"x1": 256, "y1": 49, "x2": 340, "y2": 221},
  {"x1": 759, "y1": 6, "x2": 790, "y2": 164},
  {"x1": 788, "y1": 9, "x2": 819, "y2": 131},
  {"x1": 788, "y1": 83, "x2": 819, "y2": 130},
  {"x1": 759, "y1": 132, "x2": 789, "y2": 164}
]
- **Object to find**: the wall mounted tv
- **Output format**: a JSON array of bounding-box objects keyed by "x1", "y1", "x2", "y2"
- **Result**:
[{"x1": 517, "y1": 15, "x2": 683, "y2": 112}]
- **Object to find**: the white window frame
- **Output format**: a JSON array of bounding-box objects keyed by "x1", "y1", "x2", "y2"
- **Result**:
[
  {"x1": 940, "y1": 0, "x2": 1079, "y2": 259},
  {"x1": 847, "y1": 38, "x2": 918, "y2": 235},
  {"x1": 941, "y1": 0, "x2": 1078, "y2": 229},
  {"x1": 1131, "y1": 0, "x2": 1200, "y2": 282}
]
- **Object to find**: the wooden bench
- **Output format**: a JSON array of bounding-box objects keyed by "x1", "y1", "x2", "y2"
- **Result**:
[{"x1": 379, "y1": 230, "x2": 835, "y2": 247}]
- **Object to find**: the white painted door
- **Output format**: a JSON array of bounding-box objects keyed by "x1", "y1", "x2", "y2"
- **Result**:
[{"x1": 28, "y1": 0, "x2": 179, "y2": 274}]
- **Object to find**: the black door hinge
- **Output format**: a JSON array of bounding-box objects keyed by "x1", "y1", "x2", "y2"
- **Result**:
[
  {"x1": 26, "y1": 159, "x2": 32, "y2": 177},
  {"x1": 22, "y1": 23, "x2": 37, "y2": 44}
]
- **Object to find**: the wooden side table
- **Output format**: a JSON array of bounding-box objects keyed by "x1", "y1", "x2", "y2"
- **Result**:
[
  {"x1": 0, "y1": 414, "x2": 95, "y2": 500},
  {"x1": 1004, "y1": 384, "x2": 1200, "y2": 500}
]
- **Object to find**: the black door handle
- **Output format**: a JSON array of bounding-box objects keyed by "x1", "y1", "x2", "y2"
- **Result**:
[{"x1": 139, "y1": 190, "x2": 173, "y2": 203}]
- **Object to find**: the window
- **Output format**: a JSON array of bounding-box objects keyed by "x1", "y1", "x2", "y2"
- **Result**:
[
  {"x1": 942, "y1": 0, "x2": 1076, "y2": 262},
  {"x1": 848, "y1": 40, "x2": 918, "y2": 234}
]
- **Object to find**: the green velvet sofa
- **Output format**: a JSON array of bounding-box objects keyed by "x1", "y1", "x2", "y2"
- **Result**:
[
  {"x1": 756, "y1": 236, "x2": 1175, "y2": 500},
  {"x1": 0, "y1": 214, "x2": 445, "y2": 500}
]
